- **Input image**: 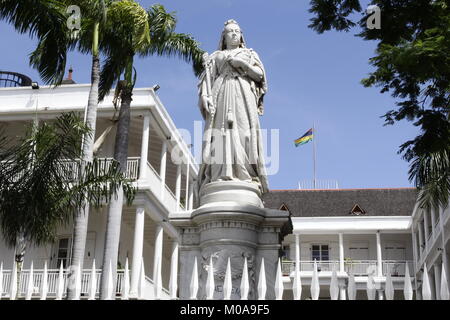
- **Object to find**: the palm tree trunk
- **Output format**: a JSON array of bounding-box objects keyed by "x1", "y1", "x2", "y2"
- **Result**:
[
  {"x1": 67, "y1": 23, "x2": 100, "y2": 300},
  {"x1": 14, "y1": 234, "x2": 26, "y2": 300},
  {"x1": 99, "y1": 80, "x2": 132, "y2": 300}
]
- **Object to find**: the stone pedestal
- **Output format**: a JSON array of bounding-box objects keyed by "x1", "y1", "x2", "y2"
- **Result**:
[{"x1": 170, "y1": 181, "x2": 290, "y2": 300}]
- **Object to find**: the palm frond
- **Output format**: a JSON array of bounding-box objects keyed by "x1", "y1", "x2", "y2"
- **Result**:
[
  {"x1": 409, "y1": 147, "x2": 450, "y2": 210},
  {"x1": 98, "y1": 54, "x2": 129, "y2": 101},
  {"x1": 141, "y1": 32, "x2": 204, "y2": 77},
  {"x1": 0, "y1": 0, "x2": 78, "y2": 85},
  {"x1": 147, "y1": 4, "x2": 176, "y2": 37},
  {"x1": 105, "y1": 0, "x2": 150, "y2": 51}
]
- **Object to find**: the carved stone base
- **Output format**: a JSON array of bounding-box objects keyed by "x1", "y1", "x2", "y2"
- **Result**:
[{"x1": 170, "y1": 194, "x2": 290, "y2": 300}]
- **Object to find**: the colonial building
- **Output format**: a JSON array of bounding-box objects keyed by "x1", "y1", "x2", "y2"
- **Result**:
[
  {"x1": 0, "y1": 72, "x2": 448, "y2": 300},
  {"x1": 264, "y1": 188, "x2": 419, "y2": 300},
  {"x1": 0, "y1": 72, "x2": 197, "y2": 299}
]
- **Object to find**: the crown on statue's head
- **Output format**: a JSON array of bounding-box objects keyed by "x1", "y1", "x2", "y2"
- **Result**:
[{"x1": 224, "y1": 19, "x2": 239, "y2": 27}]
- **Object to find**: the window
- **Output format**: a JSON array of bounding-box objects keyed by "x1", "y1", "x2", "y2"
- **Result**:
[
  {"x1": 311, "y1": 244, "x2": 329, "y2": 261},
  {"x1": 281, "y1": 245, "x2": 290, "y2": 260},
  {"x1": 54, "y1": 237, "x2": 71, "y2": 268},
  {"x1": 349, "y1": 204, "x2": 366, "y2": 215}
]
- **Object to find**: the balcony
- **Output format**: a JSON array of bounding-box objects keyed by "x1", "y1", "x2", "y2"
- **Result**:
[
  {"x1": 282, "y1": 260, "x2": 414, "y2": 277},
  {"x1": 1, "y1": 157, "x2": 183, "y2": 213}
]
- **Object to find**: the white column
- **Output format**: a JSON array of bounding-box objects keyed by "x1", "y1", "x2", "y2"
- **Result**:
[
  {"x1": 130, "y1": 207, "x2": 145, "y2": 296},
  {"x1": 139, "y1": 113, "x2": 151, "y2": 180},
  {"x1": 188, "y1": 180, "x2": 194, "y2": 210},
  {"x1": 175, "y1": 165, "x2": 182, "y2": 210},
  {"x1": 295, "y1": 234, "x2": 300, "y2": 266},
  {"x1": 169, "y1": 241, "x2": 179, "y2": 299},
  {"x1": 411, "y1": 228, "x2": 420, "y2": 294},
  {"x1": 288, "y1": 243, "x2": 296, "y2": 261},
  {"x1": 159, "y1": 140, "x2": 167, "y2": 200},
  {"x1": 377, "y1": 290, "x2": 384, "y2": 300},
  {"x1": 412, "y1": 230, "x2": 418, "y2": 264},
  {"x1": 439, "y1": 205, "x2": 450, "y2": 293},
  {"x1": 338, "y1": 233, "x2": 344, "y2": 273},
  {"x1": 184, "y1": 162, "x2": 190, "y2": 210},
  {"x1": 434, "y1": 263, "x2": 441, "y2": 300},
  {"x1": 339, "y1": 287, "x2": 346, "y2": 300},
  {"x1": 376, "y1": 231, "x2": 383, "y2": 277},
  {"x1": 429, "y1": 267, "x2": 436, "y2": 300},
  {"x1": 424, "y1": 210, "x2": 430, "y2": 246},
  {"x1": 430, "y1": 207, "x2": 436, "y2": 234},
  {"x1": 153, "y1": 224, "x2": 164, "y2": 284},
  {"x1": 418, "y1": 221, "x2": 424, "y2": 255}
]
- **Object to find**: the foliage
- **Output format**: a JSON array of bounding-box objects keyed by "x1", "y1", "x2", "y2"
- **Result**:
[
  {"x1": 309, "y1": 0, "x2": 450, "y2": 208},
  {"x1": 97, "y1": 2, "x2": 204, "y2": 100},
  {"x1": 0, "y1": 113, "x2": 136, "y2": 249}
]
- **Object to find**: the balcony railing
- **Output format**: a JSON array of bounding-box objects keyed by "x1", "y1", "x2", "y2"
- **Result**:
[
  {"x1": 281, "y1": 260, "x2": 340, "y2": 275},
  {"x1": 1, "y1": 157, "x2": 141, "y2": 182},
  {"x1": 0, "y1": 268, "x2": 170, "y2": 299},
  {"x1": 61, "y1": 157, "x2": 140, "y2": 181},
  {"x1": 2, "y1": 156, "x2": 184, "y2": 214},
  {"x1": 282, "y1": 260, "x2": 413, "y2": 277},
  {"x1": 1, "y1": 269, "x2": 124, "y2": 298}
]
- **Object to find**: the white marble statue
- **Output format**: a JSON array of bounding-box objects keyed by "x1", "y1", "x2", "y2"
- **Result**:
[{"x1": 197, "y1": 19, "x2": 268, "y2": 195}]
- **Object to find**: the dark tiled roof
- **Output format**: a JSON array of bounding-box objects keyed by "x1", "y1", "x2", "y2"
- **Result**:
[{"x1": 263, "y1": 188, "x2": 417, "y2": 217}]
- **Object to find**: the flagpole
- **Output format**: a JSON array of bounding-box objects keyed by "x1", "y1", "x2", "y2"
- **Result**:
[{"x1": 313, "y1": 122, "x2": 316, "y2": 189}]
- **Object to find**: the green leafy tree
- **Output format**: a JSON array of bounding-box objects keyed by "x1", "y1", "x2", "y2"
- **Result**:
[
  {"x1": 309, "y1": 0, "x2": 450, "y2": 209},
  {"x1": 94, "y1": 1, "x2": 203, "y2": 299},
  {"x1": 0, "y1": 112, "x2": 135, "y2": 299}
]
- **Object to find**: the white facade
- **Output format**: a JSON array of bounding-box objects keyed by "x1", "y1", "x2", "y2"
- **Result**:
[
  {"x1": 280, "y1": 216, "x2": 415, "y2": 300},
  {"x1": 0, "y1": 83, "x2": 198, "y2": 299},
  {"x1": 410, "y1": 202, "x2": 450, "y2": 300}
]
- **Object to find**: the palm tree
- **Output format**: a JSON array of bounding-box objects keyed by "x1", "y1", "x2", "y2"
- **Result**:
[
  {"x1": 0, "y1": 0, "x2": 120, "y2": 299},
  {"x1": 61, "y1": 0, "x2": 110, "y2": 300},
  {"x1": 406, "y1": 141, "x2": 450, "y2": 212},
  {"x1": 0, "y1": 112, "x2": 135, "y2": 299},
  {"x1": 96, "y1": 2, "x2": 203, "y2": 298}
]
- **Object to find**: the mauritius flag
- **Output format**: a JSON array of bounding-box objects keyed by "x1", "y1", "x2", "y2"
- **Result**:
[{"x1": 294, "y1": 128, "x2": 313, "y2": 147}]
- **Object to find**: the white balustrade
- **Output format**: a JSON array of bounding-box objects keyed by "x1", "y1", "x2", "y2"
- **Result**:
[{"x1": 0, "y1": 265, "x2": 170, "y2": 299}]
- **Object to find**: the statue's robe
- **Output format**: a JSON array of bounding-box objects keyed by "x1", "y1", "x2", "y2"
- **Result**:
[{"x1": 196, "y1": 47, "x2": 268, "y2": 198}]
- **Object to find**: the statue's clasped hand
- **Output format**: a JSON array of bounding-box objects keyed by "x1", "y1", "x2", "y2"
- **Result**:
[
  {"x1": 227, "y1": 56, "x2": 247, "y2": 70},
  {"x1": 202, "y1": 95, "x2": 215, "y2": 116}
]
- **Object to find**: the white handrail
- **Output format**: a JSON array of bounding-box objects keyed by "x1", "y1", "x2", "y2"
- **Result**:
[
  {"x1": 0, "y1": 268, "x2": 170, "y2": 299},
  {"x1": 281, "y1": 260, "x2": 414, "y2": 276}
]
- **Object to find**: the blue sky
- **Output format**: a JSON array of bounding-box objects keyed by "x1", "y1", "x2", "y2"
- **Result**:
[{"x1": 0, "y1": 0, "x2": 420, "y2": 190}]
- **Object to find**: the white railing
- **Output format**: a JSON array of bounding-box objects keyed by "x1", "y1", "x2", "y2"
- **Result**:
[
  {"x1": 298, "y1": 180, "x2": 339, "y2": 190},
  {"x1": 281, "y1": 260, "x2": 413, "y2": 277},
  {"x1": 344, "y1": 260, "x2": 378, "y2": 276},
  {"x1": 281, "y1": 260, "x2": 340, "y2": 275},
  {"x1": 0, "y1": 269, "x2": 127, "y2": 299},
  {"x1": 0, "y1": 256, "x2": 423, "y2": 300},
  {"x1": 382, "y1": 261, "x2": 414, "y2": 277},
  {"x1": 1, "y1": 157, "x2": 140, "y2": 182},
  {"x1": 62, "y1": 157, "x2": 140, "y2": 181}
]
